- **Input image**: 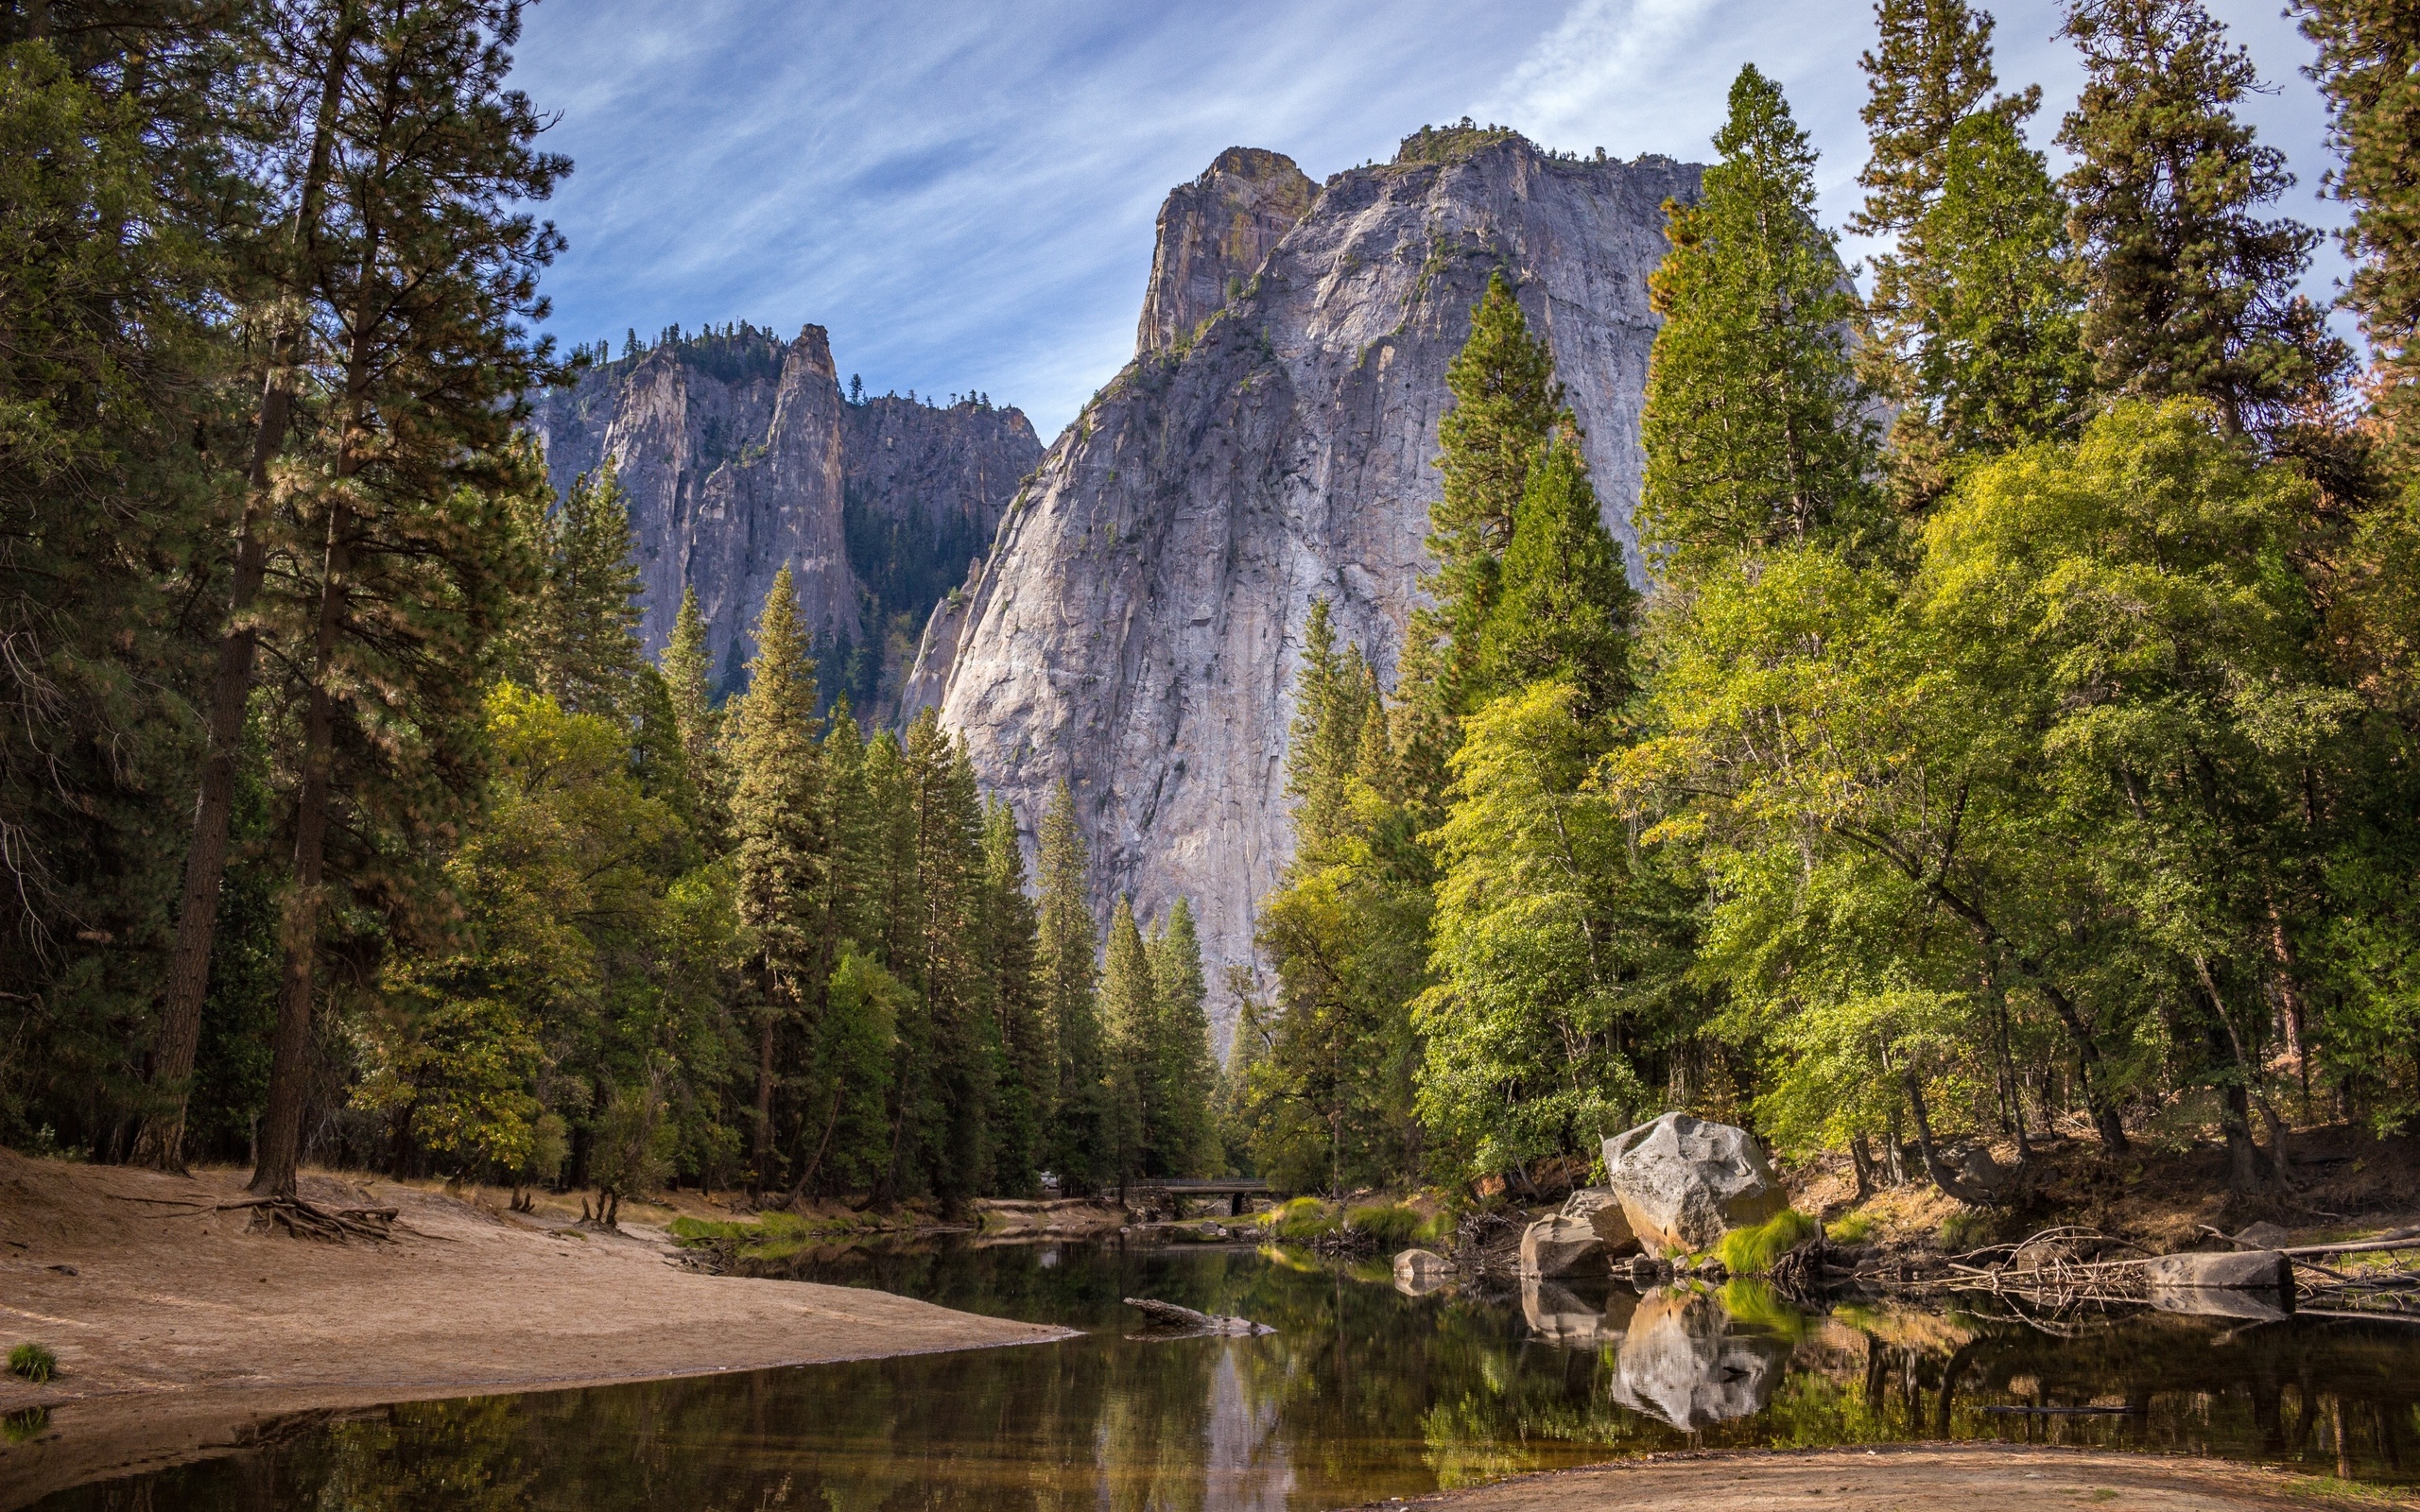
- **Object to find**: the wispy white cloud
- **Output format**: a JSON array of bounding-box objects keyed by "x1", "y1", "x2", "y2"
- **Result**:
[{"x1": 510, "y1": 0, "x2": 2358, "y2": 438}]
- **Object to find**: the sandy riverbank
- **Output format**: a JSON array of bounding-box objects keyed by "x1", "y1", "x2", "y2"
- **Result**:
[
  {"x1": 0, "y1": 1150, "x2": 1070, "y2": 1506},
  {"x1": 1362, "y1": 1446, "x2": 2413, "y2": 1511}
]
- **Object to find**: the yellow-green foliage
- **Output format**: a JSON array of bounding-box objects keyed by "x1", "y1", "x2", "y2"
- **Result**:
[
  {"x1": 1717, "y1": 1208, "x2": 1821, "y2": 1274},
  {"x1": 667, "y1": 1211, "x2": 869, "y2": 1262},
  {"x1": 1718, "y1": 1278, "x2": 1814, "y2": 1342},
  {"x1": 1825, "y1": 1211, "x2": 1876, "y2": 1246},
  {"x1": 1343, "y1": 1202, "x2": 1424, "y2": 1246},
  {"x1": 1257, "y1": 1195, "x2": 1339, "y2": 1243},
  {"x1": 1938, "y1": 1210, "x2": 1988, "y2": 1251}
]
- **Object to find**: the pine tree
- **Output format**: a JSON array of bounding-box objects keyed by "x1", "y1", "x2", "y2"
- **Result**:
[
  {"x1": 2058, "y1": 0, "x2": 2350, "y2": 440},
  {"x1": 2297, "y1": 0, "x2": 2420, "y2": 452},
  {"x1": 1408, "y1": 272, "x2": 1566, "y2": 720},
  {"x1": 1, "y1": 24, "x2": 236, "y2": 1165},
  {"x1": 247, "y1": 0, "x2": 567, "y2": 1198},
  {"x1": 1098, "y1": 896, "x2": 1155, "y2": 1199},
  {"x1": 1285, "y1": 600, "x2": 1373, "y2": 849},
  {"x1": 1908, "y1": 112, "x2": 2093, "y2": 454},
  {"x1": 532, "y1": 459, "x2": 645, "y2": 720},
  {"x1": 1639, "y1": 65, "x2": 1882, "y2": 586},
  {"x1": 982, "y1": 798, "x2": 1049, "y2": 1194},
  {"x1": 1146, "y1": 897, "x2": 1217, "y2": 1176},
  {"x1": 898, "y1": 714, "x2": 994, "y2": 1208},
  {"x1": 1036, "y1": 780, "x2": 1106, "y2": 1191},
  {"x1": 659, "y1": 584, "x2": 729, "y2": 845},
  {"x1": 136, "y1": 0, "x2": 365, "y2": 1172},
  {"x1": 726, "y1": 566, "x2": 827, "y2": 1192},
  {"x1": 1474, "y1": 439, "x2": 1637, "y2": 719},
  {"x1": 1852, "y1": 0, "x2": 2012, "y2": 249}
]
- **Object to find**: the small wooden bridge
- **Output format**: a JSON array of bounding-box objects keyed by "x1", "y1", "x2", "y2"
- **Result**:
[{"x1": 1132, "y1": 1177, "x2": 1270, "y2": 1216}]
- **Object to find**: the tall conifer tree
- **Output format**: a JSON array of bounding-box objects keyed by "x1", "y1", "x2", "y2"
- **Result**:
[
  {"x1": 1036, "y1": 780, "x2": 1106, "y2": 1190},
  {"x1": 1403, "y1": 272, "x2": 1566, "y2": 725},
  {"x1": 2298, "y1": 0, "x2": 2420, "y2": 452},
  {"x1": 532, "y1": 459, "x2": 644, "y2": 720},
  {"x1": 248, "y1": 0, "x2": 565, "y2": 1198},
  {"x1": 726, "y1": 566, "x2": 826, "y2": 1192},
  {"x1": 1146, "y1": 897, "x2": 1217, "y2": 1176},
  {"x1": 1639, "y1": 65, "x2": 1882, "y2": 585},
  {"x1": 2058, "y1": 0, "x2": 2349, "y2": 440},
  {"x1": 983, "y1": 799, "x2": 1049, "y2": 1194},
  {"x1": 1098, "y1": 896, "x2": 1155, "y2": 1198},
  {"x1": 1474, "y1": 440, "x2": 1636, "y2": 720}
]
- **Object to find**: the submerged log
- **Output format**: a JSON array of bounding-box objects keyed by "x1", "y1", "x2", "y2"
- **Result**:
[{"x1": 1122, "y1": 1297, "x2": 1273, "y2": 1335}]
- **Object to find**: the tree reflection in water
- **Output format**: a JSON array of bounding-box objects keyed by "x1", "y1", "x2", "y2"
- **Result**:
[{"x1": 31, "y1": 1241, "x2": 2420, "y2": 1510}]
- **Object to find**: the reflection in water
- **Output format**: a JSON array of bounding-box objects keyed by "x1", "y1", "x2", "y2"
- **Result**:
[
  {"x1": 1609, "y1": 1287, "x2": 1786, "y2": 1430},
  {"x1": 29, "y1": 1241, "x2": 2420, "y2": 1510}
]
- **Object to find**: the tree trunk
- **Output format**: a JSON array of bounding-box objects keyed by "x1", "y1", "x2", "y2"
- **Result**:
[
  {"x1": 752, "y1": 1006, "x2": 776, "y2": 1196},
  {"x1": 1902, "y1": 1071, "x2": 1962, "y2": 1194},
  {"x1": 133, "y1": 9, "x2": 359, "y2": 1172},
  {"x1": 247, "y1": 497, "x2": 350, "y2": 1198},
  {"x1": 1849, "y1": 1133, "x2": 1876, "y2": 1201},
  {"x1": 2195, "y1": 954, "x2": 2292, "y2": 1188}
]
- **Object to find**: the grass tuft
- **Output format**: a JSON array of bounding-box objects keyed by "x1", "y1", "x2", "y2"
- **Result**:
[
  {"x1": 8, "y1": 1343, "x2": 57, "y2": 1385},
  {"x1": 1825, "y1": 1211, "x2": 1876, "y2": 1246},
  {"x1": 1938, "y1": 1210, "x2": 1989, "y2": 1251},
  {"x1": 1717, "y1": 1209, "x2": 1821, "y2": 1275},
  {"x1": 2, "y1": 1407, "x2": 48, "y2": 1444},
  {"x1": 1342, "y1": 1203, "x2": 1424, "y2": 1246},
  {"x1": 1257, "y1": 1195, "x2": 1339, "y2": 1243}
]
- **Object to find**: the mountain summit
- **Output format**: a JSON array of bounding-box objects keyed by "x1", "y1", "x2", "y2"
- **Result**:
[{"x1": 911, "y1": 130, "x2": 1703, "y2": 1047}]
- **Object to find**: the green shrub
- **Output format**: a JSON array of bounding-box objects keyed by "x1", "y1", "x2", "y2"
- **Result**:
[
  {"x1": 8, "y1": 1343, "x2": 57, "y2": 1385},
  {"x1": 1342, "y1": 1203, "x2": 1424, "y2": 1246},
  {"x1": 2, "y1": 1407, "x2": 48, "y2": 1444},
  {"x1": 1717, "y1": 1209, "x2": 1821, "y2": 1275},
  {"x1": 1257, "y1": 1195, "x2": 1338, "y2": 1243},
  {"x1": 1939, "y1": 1210, "x2": 1988, "y2": 1251},
  {"x1": 1825, "y1": 1211, "x2": 1876, "y2": 1246}
]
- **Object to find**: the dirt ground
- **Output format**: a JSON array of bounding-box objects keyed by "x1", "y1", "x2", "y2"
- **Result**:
[
  {"x1": 1368, "y1": 1446, "x2": 2417, "y2": 1511},
  {"x1": 0, "y1": 1150, "x2": 1070, "y2": 1507},
  {"x1": 1784, "y1": 1123, "x2": 2420, "y2": 1257}
]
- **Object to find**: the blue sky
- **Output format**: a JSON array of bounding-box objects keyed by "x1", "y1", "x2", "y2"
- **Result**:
[{"x1": 509, "y1": 0, "x2": 2355, "y2": 440}]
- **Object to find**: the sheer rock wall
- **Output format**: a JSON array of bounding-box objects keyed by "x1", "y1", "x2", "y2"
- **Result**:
[
  {"x1": 530, "y1": 328, "x2": 1039, "y2": 696},
  {"x1": 914, "y1": 136, "x2": 1700, "y2": 1050}
]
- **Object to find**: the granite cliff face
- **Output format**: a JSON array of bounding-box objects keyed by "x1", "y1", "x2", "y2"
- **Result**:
[
  {"x1": 914, "y1": 132, "x2": 1701, "y2": 1049},
  {"x1": 529, "y1": 326, "x2": 1040, "y2": 704},
  {"x1": 1134, "y1": 148, "x2": 1316, "y2": 357}
]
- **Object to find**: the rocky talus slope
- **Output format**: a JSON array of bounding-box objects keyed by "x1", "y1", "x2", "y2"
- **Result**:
[
  {"x1": 911, "y1": 132, "x2": 1700, "y2": 1047},
  {"x1": 529, "y1": 326, "x2": 1039, "y2": 699}
]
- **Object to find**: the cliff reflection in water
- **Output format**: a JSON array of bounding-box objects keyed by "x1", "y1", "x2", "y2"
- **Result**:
[{"x1": 34, "y1": 1241, "x2": 2420, "y2": 1510}]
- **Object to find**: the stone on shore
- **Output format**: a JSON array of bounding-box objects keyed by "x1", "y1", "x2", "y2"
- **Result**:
[
  {"x1": 1602, "y1": 1113, "x2": 1785, "y2": 1254},
  {"x1": 1519, "y1": 1214, "x2": 1608, "y2": 1278},
  {"x1": 1562, "y1": 1187, "x2": 1640, "y2": 1252}
]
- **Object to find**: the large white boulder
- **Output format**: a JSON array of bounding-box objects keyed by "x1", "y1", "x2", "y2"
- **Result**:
[
  {"x1": 1610, "y1": 1288, "x2": 1785, "y2": 1430},
  {"x1": 1603, "y1": 1112, "x2": 1785, "y2": 1254}
]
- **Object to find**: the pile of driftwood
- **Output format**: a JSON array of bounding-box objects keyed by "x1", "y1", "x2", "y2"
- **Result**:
[{"x1": 1899, "y1": 1225, "x2": 2420, "y2": 1325}]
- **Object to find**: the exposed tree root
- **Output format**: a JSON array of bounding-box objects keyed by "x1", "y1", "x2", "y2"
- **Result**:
[{"x1": 110, "y1": 1192, "x2": 398, "y2": 1241}]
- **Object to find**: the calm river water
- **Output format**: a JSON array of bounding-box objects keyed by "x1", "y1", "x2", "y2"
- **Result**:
[{"x1": 28, "y1": 1239, "x2": 2420, "y2": 1508}]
